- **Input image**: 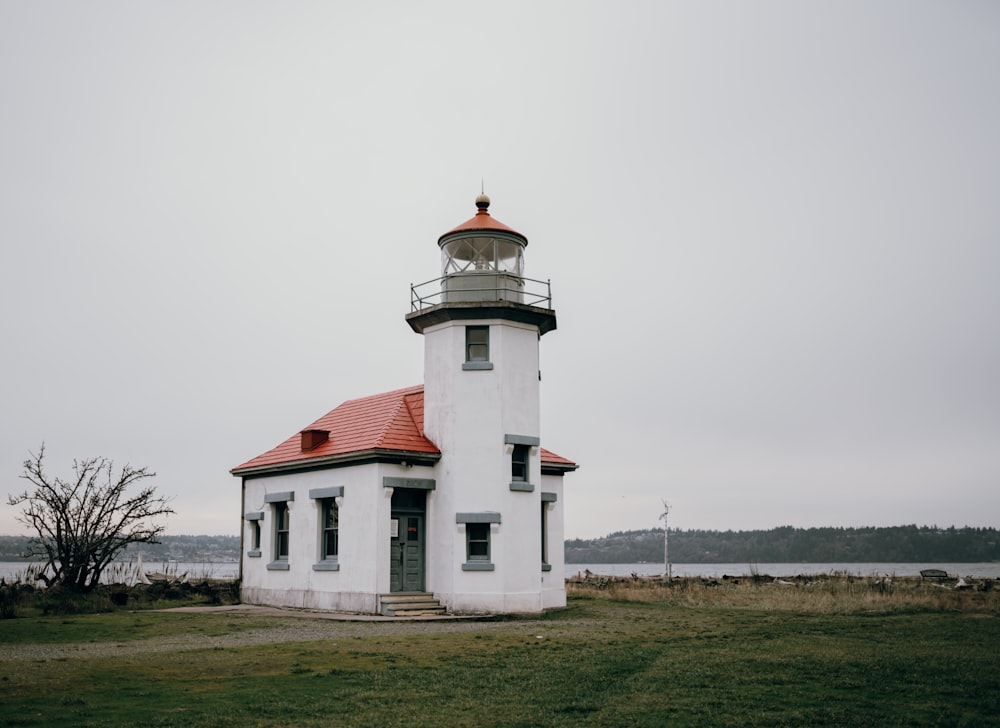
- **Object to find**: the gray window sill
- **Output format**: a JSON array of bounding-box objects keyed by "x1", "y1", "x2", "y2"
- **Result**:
[
  {"x1": 312, "y1": 561, "x2": 340, "y2": 571},
  {"x1": 462, "y1": 562, "x2": 495, "y2": 571},
  {"x1": 509, "y1": 482, "x2": 535, "y2": 492},
  {"x1": 462, "y1": 361, "x2": 494, "y2": 371},
  {"x1": 247, "y1": 550, "x2": 262, "y2": 558},
  {"x1": 541, "y1": 563, "x2": 552, "y2": 572},
  {"x1": 266, "y1": 560, "x2": 290, "y2": 571}
]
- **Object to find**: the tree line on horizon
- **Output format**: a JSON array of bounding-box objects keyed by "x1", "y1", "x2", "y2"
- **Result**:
[
  {"x1": 3, "y1": 525, "x2": 998, "y2": 565},
  {"x1": 566, "y1": 525, "x2": 1000, "y2": 564}
]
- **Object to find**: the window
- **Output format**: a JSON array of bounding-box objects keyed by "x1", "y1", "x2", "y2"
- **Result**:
[
  {"x1": 540, "y1": 502, "x2": 548, "y2": 568},
  {"x1": 309, "y1": 486, "x2": 344, "y2": 571},
  {"x1": 512, "y1": 444, "x2": 529, "y2": 482},
  {"x1": 250, "y1": 520, "x2": 261, "y2": 555},
  {"x1": 505, "y1": 435, "x2": 539, "y2": 491},
  {"x1": 264, "y1": 492, "x2": 294, "y2": 570},
  {"x1": 244, "y1": 512, "x2": 263, "y2": 557},
  {"x1": 274, "y1": 502, "x2": 290, "y2": 561},
  {"x1": 456, "y1": 512, "x2": 500, "y2": 571},
  {"x1": 541, "y1": 493, "x2": 557, "y2": 572},
  {"x1": 463, "y1": 326, "x2": 492, "y2": 370},
  {"x1": 467, "y1": 523, "x2": 490, "y2": 561},
  {"x1": 321, "y1": 499, "x2": 338, "y2": 560}
]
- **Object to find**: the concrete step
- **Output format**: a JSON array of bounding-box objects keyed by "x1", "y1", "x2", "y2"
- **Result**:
[{"x1": 379, "y1": 593, "x2": 447, "y2": 617}]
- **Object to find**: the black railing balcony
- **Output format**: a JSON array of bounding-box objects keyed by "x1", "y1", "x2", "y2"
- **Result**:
[{"x1": 411, "y1": 273, "x2": 552, "y2": 312}]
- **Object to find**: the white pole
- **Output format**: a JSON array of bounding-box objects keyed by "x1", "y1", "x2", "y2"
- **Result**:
[{"x1": 660, "y1": 500, "x2": 672, "y2": 581}]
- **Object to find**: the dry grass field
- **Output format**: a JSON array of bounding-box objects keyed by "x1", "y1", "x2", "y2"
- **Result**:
[{"x1": 1, "y1": 574, "x2": 998, "y2": 726}]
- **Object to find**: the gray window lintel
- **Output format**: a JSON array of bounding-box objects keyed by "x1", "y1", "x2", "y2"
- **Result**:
[
  {"x1": 383, "y1": 477, "x2": 436, "y2": 490},
  {"x1": 504, "y1": 434, "x2": 540, "y2": 446},
  {"x1": 264, "y1": 491, "x2": 295, "y2": 503},
  {"x1": 309, "y1": 486, "x2": 344, "y2": 500},
  {"x1": 456, "y1": 512, "x2": 502, "y2": 524},
  {"x1": 244, "y1": 511, "x2": 264, "y2": 521},
  {"x1": 541, "y1": 492, "x2": 558, "y2": 502}
]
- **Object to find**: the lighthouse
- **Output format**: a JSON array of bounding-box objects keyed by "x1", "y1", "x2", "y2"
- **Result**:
[
  {"x1": 407, "y1": 194, "x2": 563, "y2": 613},
  {"x1": 232, "y1": 194, "x2": 575, "y2": 616}
]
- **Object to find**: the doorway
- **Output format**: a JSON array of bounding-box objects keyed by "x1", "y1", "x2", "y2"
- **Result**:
[{"x1": 390, "y1": 488, "x2": 426, "y2": 592}]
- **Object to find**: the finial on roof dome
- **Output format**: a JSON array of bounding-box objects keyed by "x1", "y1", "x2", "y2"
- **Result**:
[{"x1": 475, "y1": 193, "x2": 490, "y2": 212}]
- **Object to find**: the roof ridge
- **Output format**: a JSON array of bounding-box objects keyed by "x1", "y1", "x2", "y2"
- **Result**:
[
  {"x1": 402, "y1": 391, "x2": 424, "y2": 437},
  {"x1": 372, "y1": 394, "x2": 407, "y2": 448},
  {"x1": 340, "y1": 383, "x2": 422, "y2": 407}
]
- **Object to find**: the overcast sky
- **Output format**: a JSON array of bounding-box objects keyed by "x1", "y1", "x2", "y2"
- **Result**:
[{"x1": 2, "y1": 2, "x2": 998, "y2": 540}]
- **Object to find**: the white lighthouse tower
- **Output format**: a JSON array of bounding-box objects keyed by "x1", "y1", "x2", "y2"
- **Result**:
[{"x1": 407, "y1": 194, "x2": 566, "y2": 613}]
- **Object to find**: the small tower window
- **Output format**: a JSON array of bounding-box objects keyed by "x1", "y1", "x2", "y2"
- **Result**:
[
  {"x1": 511, "y1": 444, "x2": 529, "y2": 482},
  {"x1": 466, "y1": 326, "x2": 489, "y2": 361},
  {"x1": 463, "y1": 326, "x2": 493, "y2": 370}
]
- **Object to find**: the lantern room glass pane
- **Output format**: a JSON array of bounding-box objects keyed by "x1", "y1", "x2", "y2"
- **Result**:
[{"x1": 441, "y1": 237, "x2": 523, "y2": 276}]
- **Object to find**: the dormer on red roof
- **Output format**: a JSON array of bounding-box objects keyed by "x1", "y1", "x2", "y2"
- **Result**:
[{"x1": 231, "y1": 384, "x2": 576, "y2": 477}]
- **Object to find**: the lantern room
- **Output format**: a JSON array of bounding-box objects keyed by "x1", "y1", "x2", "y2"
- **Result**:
[{"x1": 437, "y1": 194, "x2": 527, "y2": 304}]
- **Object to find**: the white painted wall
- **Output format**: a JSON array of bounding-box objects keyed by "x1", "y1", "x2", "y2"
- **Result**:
[
  {"x1": 541, "y1": 473, "x2": 567, "y2": 609},
  {"x1": 240, "y1": 461, "x2": 436, "y2": 612},
  {"x1": 421, "y1": 316, "x2": 561, "y2": 613}
]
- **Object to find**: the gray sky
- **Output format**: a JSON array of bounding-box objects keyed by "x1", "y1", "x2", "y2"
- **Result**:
[{"x1": 2, "y1": 2, "x2": 998, "y2": 539}]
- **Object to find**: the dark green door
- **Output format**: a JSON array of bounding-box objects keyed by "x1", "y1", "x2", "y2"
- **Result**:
[
  {"x1": 390, "y1": 488, "x2": 426, "y2": 593},
  {"x1": 390, "y1": 513, "x2": 425, "y2": 592}
]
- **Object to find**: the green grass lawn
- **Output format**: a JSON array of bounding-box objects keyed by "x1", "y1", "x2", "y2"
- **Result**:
[{"x1": 2, "y1": 592, "x2": 999, "y2": 727}]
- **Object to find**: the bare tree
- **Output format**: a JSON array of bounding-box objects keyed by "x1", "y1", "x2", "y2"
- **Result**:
[{"x1": 8, "y1": 445, "x2": 174, "y2": 592}]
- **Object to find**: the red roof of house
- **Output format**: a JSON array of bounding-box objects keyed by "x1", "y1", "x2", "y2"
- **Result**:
[
  {"x1": 438, "y1": 195, "x2": 527, "y2": 244},
  {"x1": 231, "y1": 385, "x2": 575, "y2": 475}
]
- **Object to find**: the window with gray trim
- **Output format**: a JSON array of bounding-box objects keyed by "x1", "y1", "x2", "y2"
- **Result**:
[
  {"x1": 457, "y1": 512, "x2": 500, "y2": 571},
  {"x1": 464, "y1": 325, "x2": 490, "y2": 368},
  {"x1": 541, "y1": 492, "x2": 556, "y2": 572},
  {"x1": 249, "y1": 520, "x2": 261, "y2": 555},
  {"x1": 273, "y1": 501, "x2": 290, "y2": 561},
  {"x1": 320, "y1": 499, "x2": 338, "y2": 561},
  {"x1": 540, "y1": 502, "x2": 548, "y2": 568},
  {"x1": 467, "y1": 522, "x2": 490, "y2": 561},
  {"x1": 244, "y1": 512, "x2": 264, "y2": 558},
  {"x1": 512, "y1": 444, "x2": 529, "y2": 482},
  {"x1": 309, "y1": 487, "x2": 343, "y2": 571}
]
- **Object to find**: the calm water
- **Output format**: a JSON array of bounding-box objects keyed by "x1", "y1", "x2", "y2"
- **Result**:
[{"x1": 3, "y1": 561, "x2": 998, "y2": 583}]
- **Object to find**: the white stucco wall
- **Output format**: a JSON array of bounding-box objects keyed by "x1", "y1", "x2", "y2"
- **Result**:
[
  {"x1": 240, "y1": 462, "x2": 436, "y2": 613},
  {"x1": 541, "y1": 473, "x2": 567, "y2": 609},
  {"x1": 421, "y1": 317, "x2": 562, "y2": 614}
]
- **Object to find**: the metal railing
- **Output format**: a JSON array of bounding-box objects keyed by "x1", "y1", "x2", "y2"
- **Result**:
[{"x1": 410, "y1": 273, "x2": 552, "y2": 312}]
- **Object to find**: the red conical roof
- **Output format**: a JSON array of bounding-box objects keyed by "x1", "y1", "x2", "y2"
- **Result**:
[{"x1": 438, "y1": 194, "x2": 527, "y2": 245}]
